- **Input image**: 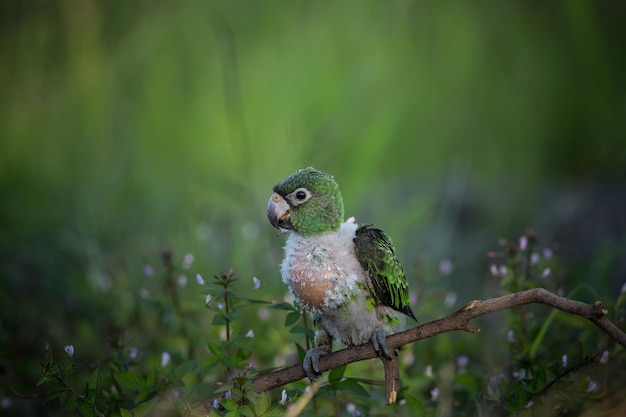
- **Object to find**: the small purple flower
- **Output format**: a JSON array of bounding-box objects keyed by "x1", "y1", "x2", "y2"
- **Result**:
[
  {"x1": 439, "y1": 258, "x2": 453, "y2": 275},
  {"x1": 600, "y1": 350, "x2": 609, "y2": 364},
  {"x1": 224, "y1": 390, "x2": 232, "y2": 399},
  {"x1": 456, "y1": 355, "x2": 469, "y2": 373},
  {"x1": 507, "y1": 330, "x2": 515, "y2": 343},
  {"x1": 253, "y1": 276, "x2": 261, "y2": 290},
  {"x1": 129, "y1": 346, "x2": 138, "y2": 359},
  {"x1": 64, "y1": 345, "x2": 74, "y2": 358},
  {"x1": 543, "y1": 247, "x2": 553, "y2": 259},
  {"x1": 513, "y1": 368, "x2": 526, "y2": 380},
  {"x1": 430, "y1": 387, "x2": 439, "y2": 401},
  {"x1": 205, "y1": 294, "x2": 212, "y2": 306},
  {"x1": 143, "y1": 265, "x2": 155, "y2": 277},
  {"x1": 519, "y1": 235, "x2": 528, "y2": 251},
  {"x1": 177, "y1": 274, "x2": 187, "y2": 287},
  {"x1": 562, "y1": 354, "x2": 568, "y2": 367},
  {"x1": 213, "y1": 399, "x2": 220, "y2": 409},
  {"x1": 586, "y1": 379, "x2": 599, "y2": 393},
  {"x1": 196, "y1": 274, "x2": 206, "y2": 285},
  {"x1": 621, "y1": 282, "x2": 626, "y2": 294}
]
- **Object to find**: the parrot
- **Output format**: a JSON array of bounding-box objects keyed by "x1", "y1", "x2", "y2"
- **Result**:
[{"x1": 267, "y1": 167, "x2": 416, "y2": 381}]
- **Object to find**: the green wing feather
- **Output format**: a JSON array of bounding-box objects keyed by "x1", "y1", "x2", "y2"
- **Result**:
[{"x1": 353, "y1": 224, "x2": 416, "y2": 321}]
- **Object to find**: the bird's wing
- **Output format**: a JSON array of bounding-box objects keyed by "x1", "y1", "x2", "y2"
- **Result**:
[{"x1": 353, "y1": 224, "x2": 416, "y2": 321}]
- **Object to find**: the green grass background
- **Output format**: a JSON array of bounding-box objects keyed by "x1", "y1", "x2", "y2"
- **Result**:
[{"x1": 1, "y1": 1, "x2": 625, "y2": 415}]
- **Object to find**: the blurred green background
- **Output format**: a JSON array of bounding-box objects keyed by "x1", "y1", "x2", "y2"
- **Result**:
[{"x1": 1, "y1": 1, "x2": 625, "y2": 415}]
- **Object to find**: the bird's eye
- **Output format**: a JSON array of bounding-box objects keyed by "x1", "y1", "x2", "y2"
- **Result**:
[
  {"x1": 292, "y1": 188, "x2": 310, "y2": 204},
  {"x1": 296, "y1": 190, "x2": 307, "y2": 200}
]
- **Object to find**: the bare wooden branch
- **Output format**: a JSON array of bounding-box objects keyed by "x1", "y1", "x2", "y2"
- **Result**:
[{"x1": 193, "y1": 288, "x2": 626, "y2": 413}]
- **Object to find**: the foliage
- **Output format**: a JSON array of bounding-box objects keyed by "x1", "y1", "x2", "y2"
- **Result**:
[{"x1": 25, "y1": 231, "x2": 626, "y2": 417}]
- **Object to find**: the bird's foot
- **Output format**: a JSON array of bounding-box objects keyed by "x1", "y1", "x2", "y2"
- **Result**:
[
  {"x1": 371, "y1": 329, "x2": 393, "y2": 359},
  {"x1": 303, "y1": 346, "x2": 331, "y2": 381}
]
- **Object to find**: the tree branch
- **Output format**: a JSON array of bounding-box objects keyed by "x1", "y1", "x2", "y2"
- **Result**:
[{"x1": 194, "y1": 288, "x2": 626, "y2": 412}]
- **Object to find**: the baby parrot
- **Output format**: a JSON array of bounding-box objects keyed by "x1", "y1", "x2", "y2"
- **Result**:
[{"x1": 267, "y1": 167, "x2": 416, "y2": 380}]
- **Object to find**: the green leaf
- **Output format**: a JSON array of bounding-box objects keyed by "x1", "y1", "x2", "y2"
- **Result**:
[
  {"x1": 269, "y1": 302, "x2": 296, "y2": 311},
  {"x1": 254, "y1": 392, "x2": 271, "y2": 416},
  {"x1": 403, "y1": 393, "x2": 426, "y2": 415},
  {"x1": 174, "y1": 360, "x2": 196, "y2": 380},
  {"x1": 208, "y1": 341, "x2": 225, "y2": 357},
  {"x1": 115, "y1": 372, "x2": 148, "y2": 391},
  {"x1": 87, "y1": 368, "x2": 102, "y2": 392},
  {"x1": 135, "y1": 397, "x2": 159, "y2": 417},
  {"x1": 335, "y1": 379, "x2": 369, "y2": 397},
  {"x1": 212, "y1": 314, "x2": 228, "y2": 325},
  {"x1": 238, "y1": 404, "x2": 254, "y2": 417},
  {"x1": 328, "y1": 365, "x2": 346, "y2": 384},
  {"x1": 289, "y1": 327, "x2": 306, "y2": 334},
  {"x1": 284, "y1": 311, "x2": 301, "y2": 327},
  {"x1": 119, "y1": 408, "x2": 133, "y2": 417},
  {"x1": 220, "y1": 398, "x2": 239, "y2": 411}
]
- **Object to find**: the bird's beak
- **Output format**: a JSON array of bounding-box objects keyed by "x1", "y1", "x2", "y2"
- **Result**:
[{"x1": 267, "y1": 192, "x2": 292, "y2": 230}]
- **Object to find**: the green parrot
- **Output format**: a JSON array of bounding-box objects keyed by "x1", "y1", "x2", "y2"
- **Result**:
[{"x1": 267, "y1": 167, "x2": 416, "y2": 381}]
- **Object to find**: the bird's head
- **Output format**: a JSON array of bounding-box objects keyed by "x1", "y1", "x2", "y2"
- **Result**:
[{"x1": 267, "y1": 167, "x2": 344, "y2": 236}]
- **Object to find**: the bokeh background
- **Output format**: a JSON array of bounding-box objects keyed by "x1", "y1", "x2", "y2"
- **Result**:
[{"x1": 1, "y1": 1, "x2": 625, "y2": 415}]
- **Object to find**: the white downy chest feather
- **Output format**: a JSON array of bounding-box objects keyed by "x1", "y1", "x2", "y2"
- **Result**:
[{"x1": 280, "y1": 220, "x2": 401, "y2": 346}]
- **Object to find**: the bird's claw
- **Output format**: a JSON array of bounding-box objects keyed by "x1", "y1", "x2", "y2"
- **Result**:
[
  {"x1": 303, "y1": 346, "x2": 330, "y2": 381},
  {"x1": 371, "y1": 329, "x2": 393, "y2": 359}
]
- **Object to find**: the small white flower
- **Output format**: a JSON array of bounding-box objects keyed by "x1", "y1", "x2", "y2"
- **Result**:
[
  {"x1": 525, "y1": 400, "x2": 534, "y2": 409},
  {"x1": 490, "y1": 264, "x2": 499, "y2": 277},
  {"x1": 246, "y1": 330, "x2": 254, "y2": 338},
  {"x1": 424, "y1": 365, "x2": 433, "y2": 378},
  {"x1": 444, "y1": 291, "x2": 457, "y2": 308},
  {"x1": 161, "y1": 352, "x2": 170, "y2": 367},
  {"x1": 540, "y1": 268, "x2": 551, "y2": 279},
  {"x1": 513, "y1": 368, "x2": 526, "y2": 380},
  {"x1": 621, "y1": 282, "x2": 626, "y2": 294},
  {"x1": 430, "y1": 387, "x2": 439, "y2": 401},
  {"x1": 499, "y1": 265, "x2": 508, "y2": 277},
  {"x1": 279, "y1": 389, "x2": 288, "y2": 405},
  {"x1": 562, "y1": 354, "x2": 568, "y2": 367},
  {"x1": 253, "y1": 277, "x2": 261, "y2": 290},
  {"x1": 177, "y1": 274, "x2": 187, "y2": 287},
  {"x1": 196, "y1": 274, "x2": 206, "y2": 285},
  {"x1": 531, "y1": 253, "x2": 540, "y2": 265},
  {"x1": 519, "y1": 235, "x2": 528, "y2": 251},
  {"x1": 586, "y1": 379, "x2": 599, "y2": 393},
  {"x1": 600, "y1": 350, "x2": 609, "y2": 364},
  {"x1": 205, "y1": 294, "x2": 212, "y2": 306},
  {"x1": 64, "y1": 345, "x2": 74, "y2": 358},
  {"x1": 182, "y1": 253, "x2": 194, "y2": 269},
  {"x1": 218, "y1": 302, "x2": 224, "y2": 310}
]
